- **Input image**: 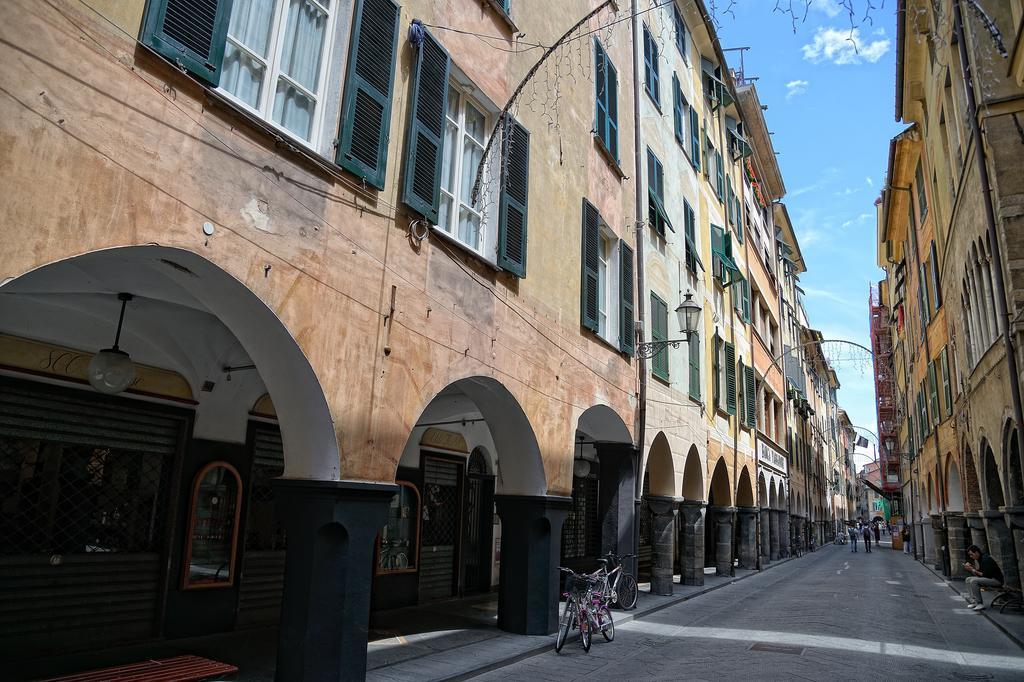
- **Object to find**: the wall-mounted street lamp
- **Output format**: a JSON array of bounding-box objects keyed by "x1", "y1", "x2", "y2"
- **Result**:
[{"x1": 636, "y1": 292, "x2": 702, "y2": 360}]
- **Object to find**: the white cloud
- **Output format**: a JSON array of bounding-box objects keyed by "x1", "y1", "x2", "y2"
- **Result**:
[
  {"x1": 786, "y1": 79, "x2": 810, "y2": 100},
  {"x1": 808, "y1": 0, "x2": 843, "y2": 17},
  {"x1": 873, "y1": 27, "x2": 887, "y2": 37},
  {"x1": 865, "y1": 176, "x2": 874, "y2": 187},
  {"x1": 840, "y1": 212, "x2": 872, "y2": 229},
  {"x1": 802, "y1": 27, "x2": 891, "y2": 65},
  {"x1": 834, "y1": 187, "x2": 858, "y2": 197}
]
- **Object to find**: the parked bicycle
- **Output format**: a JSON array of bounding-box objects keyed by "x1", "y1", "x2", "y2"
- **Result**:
[
  {"x1": 555, "y1": 567, "x2": 604, "y2": 653},
  {"x1": 596, "y1": 552, "x2": 638, "y2": 610}
]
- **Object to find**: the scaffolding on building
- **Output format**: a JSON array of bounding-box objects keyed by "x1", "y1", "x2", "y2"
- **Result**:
[{"x1": 870, "y1": 284, "x2": 901, "y2": 495}]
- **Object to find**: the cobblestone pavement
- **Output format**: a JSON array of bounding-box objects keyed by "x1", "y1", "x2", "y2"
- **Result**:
[{"x1": 472, "y1": 543, "x2": 1024, "y2": 681}]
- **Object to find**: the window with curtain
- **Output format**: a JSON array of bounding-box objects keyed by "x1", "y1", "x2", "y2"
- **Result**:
[
  {"x1": 597, "y1": 233, "x2": 611, "y2": 337},
  {"x1": 438, "y1": 83, "x2": 492, "y2": 254},
  {"x1": 221, "y1": 0, "x2": 335, "y2": 143}
]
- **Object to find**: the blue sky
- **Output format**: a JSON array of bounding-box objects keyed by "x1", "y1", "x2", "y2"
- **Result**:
[{"x1": 715, "y1": 0, "x2": 904, "y2": 466}]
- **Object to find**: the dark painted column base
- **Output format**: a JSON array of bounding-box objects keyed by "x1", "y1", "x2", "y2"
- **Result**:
[
  {"x1": 931, "y1": 514, "x2": 948, "y2": 574},
  {"x1": 759, "y1": 507, "x2": 771, "y2": 565},
  {"x1": 1001, "y1": 506, "x2": 1024, "y2": 592},
  {"x1": 598, "y1": 444, "x2": 639, "y2": 577},
  {"x1": 736, "y1": 507, "x2": 758, "y2": 569},
  {"x1": 495, "y1": 495, "x2": 571, "y2": 635},
  {"x1": 983, "y1": 510, "x2": 1020, "y2": 589},
  {"x1": 945, "y1": 512, "x2": 968, "y2": 580},
  {"x1": 678, "y1": 500, "x2": 705, "y2": 586},
  {"x1": 712, "y1": 506, "x2": 736, "y2": 576},
  {"x1": 769, "y1": 509, "x2": 781, "y2": 561},
  {"x1": 966, "y1": 512, "x2": 988, "y2": 555},
  {"x1": 779, "y1": 511, "x2": 790, "y2": 558},
  {"x1": 647, "y1": 496, "x2": 680, "y2": 595},
  {"x1": 272, "y1": 478, "x2": 397, "y2": 682}
]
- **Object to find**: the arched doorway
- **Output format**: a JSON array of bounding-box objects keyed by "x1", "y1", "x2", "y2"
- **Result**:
[
  {"x1": 638, "y1": 433, "x2": 674, "y2": 582},
  {"x1": 677, "y1": 445, "x2": 705, "y2": 586},
  {"x1": 983, "y1": 440, "x2": 1005, "y2": 509},
  {"x1": 963, "y1": 444, "x2": 982, "y2": 511},
  {"x1": 0, "y1": 246, "x2": 338, "y2": 662},
  {"x1": 705, "y1": 458, "x2": 732, "y2": 574},
  {"x1": 380, "y1": 376, "x2": 549, "y2": 634},
  {"x1": 1005, "y1": 422, "x2": 1023, "y2": 506},
  {"x1": 946, "y1": 455, "x2": 964, "y2": 512}
]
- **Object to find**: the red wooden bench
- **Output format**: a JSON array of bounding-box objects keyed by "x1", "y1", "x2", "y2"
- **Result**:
[{"x1": 40, "y1": 655, "x2": 238, "y2": 681}]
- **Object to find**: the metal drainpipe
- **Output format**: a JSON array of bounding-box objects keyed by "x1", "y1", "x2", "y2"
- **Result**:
[
  {"x1": 630, "y1": 0, "x2": 647, "y2": 564},
  {"x1": 954, "y1": 0, "x2": 1024, "y2": 492}
]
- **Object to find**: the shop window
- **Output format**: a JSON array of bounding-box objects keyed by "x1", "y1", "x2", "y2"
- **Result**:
[
  {"x1": 376, "y1": 481, "x2": 420, "y2": 574},
  {"x1": 183, "y1": 462, "x2": 242, "y2": 589}
]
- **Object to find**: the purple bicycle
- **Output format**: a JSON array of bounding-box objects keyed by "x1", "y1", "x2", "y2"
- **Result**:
[{"x1": 555, "y1": 567, "x2": 614, "y2": 653}]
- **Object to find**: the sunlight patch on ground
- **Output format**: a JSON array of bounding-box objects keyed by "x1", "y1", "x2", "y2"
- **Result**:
[{"x1": 622, "y1": 622, "x2": 1024, "y2": 672}]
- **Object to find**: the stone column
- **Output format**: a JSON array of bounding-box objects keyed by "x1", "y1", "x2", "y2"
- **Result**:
[
  {"x1": 965, "y1": 512, "x2": 989, "y2": 555},
  {"x1": 712, "y1": 507, "x2": 736, "y2": 576},
  {"x1": 779, "y1": 511, "x2": 791, "y2": 558},
  {"x1": 931, "y1": 514, "x2": 948, "y2": 574},
  {"x1": 917, "y1": 520, "x2": 930, "y2": 564},
  {"x1": 677, "y1": 501, "x2": 706, "y2": 586},
  {"x1": 598, "y1": 445, "x2": 638, "y2": 576},
  {"x1": 272, "y1": 479, "x2": 396, "y2": 682},
  {"x1": 495, "y1": 495, "x2": 572, "y2": 634},
  {"x1": 769, "y1": 509, "x2": 781, "y2": 560},
  {"x1": 983, "y1": 509, "x2": 1020, "y2": 589},
  {"x1": 944, "y1": 512, "x2": 968, "y2": 580},
  {"x1": 759, "y1": 507, "x2": 771, "y2": 565},
  {"x1": 736, "y1": 507, "x2": 758, "y2": 570},
  {"x1": 646, "y1": 496, "x2": 679, "y2": 596},
  {"x1": 1001, "y1": 506, "x2": 1024, "y2": 591}
]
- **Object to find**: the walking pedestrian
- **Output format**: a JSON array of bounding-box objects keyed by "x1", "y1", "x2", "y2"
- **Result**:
[
  {"x1": 873, "y1": 522, "x2": 880, "y2": 544},
  {"x1": 964, "y1": 545, "x2": 1004, "y2": 611},
  {"x1": 901, "y1": 525, "x2": 911, "y2": 554},
  {"x1": 848, "y1": 524, "x2": 858, "y2": 552},
  {"x1": 862, "y1": 524, "x2": 872, "y2": 552}
]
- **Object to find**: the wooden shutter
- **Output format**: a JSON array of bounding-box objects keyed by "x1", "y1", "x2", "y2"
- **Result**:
[
  {"x1": 928, "y1": 361, "x2": 939, "y2": 427},
  {"x1": 942, "y1": 348, "x2": 953, "y2": 416},
  {"x1": 930, "y1": 241, "x2": 942, "y2": 309},
  {"x1": 499, "y1": 117, "x2": 530, "y2": 277},
  {"x1": 737, "y1": 359, "x2": 746, "y2": 424},
  {"x1": 581, "y1": 199, "x2": 601, "y2": 332},
  {"x1": 651, "y1": 294, "x2": 669, "y2": 380},
  {"x1": 725, "y1": 342, "x2": 736, "y2": 415},
  {"x1": 643, "y1": 25, "x2": 658, "y2": 103},
  {"x1": 745, "y1": 364, "x2": 756, "y2": 428},
  {"x1": 673, "y1": 74, "x2": 683, "y2": 144},
  {"x1": 336, "y1": 0, "x2": 400, "y2": 190},
  {"x1": 712, "y1": 334, "x2": 720, "y2": 408},
  {"x1": 619, "y1": 241, "x2": 635, "y2": 355},
  {"x1": 688, "y1": 332, "x2": 700, "y2": 400},
  {"x1": 606, "y1": 57, "x2": 618, "y2": 160},
  {"x1": 141, "y1": 0, "x2": 233, "y2": 84},
  {"x1": 726, "y1": 177, "x2": 734, "y2": 225},
  {"x1": 595, "y1": 42, "x2": 618, "y2": 161},
  {"x1": 684, "y1": 201, "x2": 697, "y2": 273},
  {"x1": 401, "y1": 30, "x2": 450, "y2": 224},
  {"x1": 742, "y1": 279, "x2": 751, "y2": 323},
  {"x1": 716, "y1": 150, "x2": 725, "y2": 200},
  {"x1": 595, "y1": 41, "x2": 608, "y2": 153},
  {"x1": 690, "y1": 108, "x2": 701, "y2": 170}
]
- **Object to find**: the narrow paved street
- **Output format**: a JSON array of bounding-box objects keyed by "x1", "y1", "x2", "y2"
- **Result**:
[{"x1": 476, "y1": 545, "x2": 1024, "y2": 681}]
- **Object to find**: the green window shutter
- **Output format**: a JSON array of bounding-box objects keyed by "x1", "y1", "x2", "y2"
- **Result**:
[
  {"x1": 928, "y1": 361, "x2": 939, "y2": 427},
  {"x1": 674, "y1": 5, "x2": 687, "y2": 58},
  {"x1": 336, "y1": 0, "x2": 401, "y2": 190},
  {"x1": 725, "y1": 342, "x2": 736, "y2": 415},
  {"x1": 595, "y1": 40, "x2": 620, "y2": 160},
  {"x1": 741, "y1": 278, "x2": 751, "y2": 323},
  {"x1": 916, "y1": 161, "x2": 928, "y2": 219},
  {"x1": 738, "y1": 359, "x2": 746, "y2": 424},
  {"x1": 744, "y1": 364, "x2": 756, "y2": 428},
  {"x1": 711, "y1": 224, "x2": 725, "y2": 284},
  {"x1": 930, "y1": 241, "x2": 942, "y2": 309},
  {"x1": 684, "y1": 201, "x2": 700, "y2": 273},
  {"x1": 716, "y1": 151, "x2": 725, "y2": 200},
  {"x1": 941, "y1": 347, "x2": 953, "y2": 417},
  {"x1": 726, "y1": 177, "x2": 734, "y2": 225},
  {"x1": 690, "y1": 108, "x2": 701, "y2": 170},
  {"x1": 401, "y1": 30, "x2": 450, "y2": 224},
  {"x1": 712, "y1": 334, "x2": 721, "y2": 408},
  {"x1": 673, "y1": 74, "x2": 684, "y2": 145},
  {"x1": 141, "y1": 0, "x2": 233, "y2": 84},
  {"x1": 688, "y1": 332, "x2": 701, "y2": 401},
  {"x1": 619, "y1": 241, "x2": 635, "y2": 355},
  {"x1": 498, "y1": 117, "x2": 530, "y2": 277},
  {"x1": 581, "y1": 199, "x2": 601, "y2": 332},
  {"x1": 651, "y1": 294, "x2": 669, "y2": 380},
  {"x1": 643, "y1": 24, "x2": 659, "y2": 105}
]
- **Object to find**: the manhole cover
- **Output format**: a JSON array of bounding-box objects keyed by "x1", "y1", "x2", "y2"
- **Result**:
[{"x1": 749, "y1": 642, "x2": 805, "y2": 655}]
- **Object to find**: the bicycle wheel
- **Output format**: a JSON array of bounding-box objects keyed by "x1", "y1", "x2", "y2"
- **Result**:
[
  {"x1": 555, "y1": 602, "x2": 574, "y2": 653},
  {"x1": 600, "y1": 606, "x2": 614, "y2": 642},
  {"x1": 617, "y1": 574, "x2": 638, "y2": 610},
  {"x1": 580, "y1": 610, "x2": 592, "y2": 652}
]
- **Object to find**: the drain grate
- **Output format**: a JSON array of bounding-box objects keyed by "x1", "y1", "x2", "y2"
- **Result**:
[{"x1": 749, "y1": 642, "x2": 805, "y2": 655}]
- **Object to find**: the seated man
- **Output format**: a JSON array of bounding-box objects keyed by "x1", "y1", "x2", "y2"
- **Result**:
[{"x1": 964, "y1": 545, "x2": 1004, "y2": 611}]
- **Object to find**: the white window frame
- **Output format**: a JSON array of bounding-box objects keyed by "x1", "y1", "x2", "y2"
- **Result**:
[
  {"x1": 437, "y1": 79, "x2": 498, "y2": 262},
  {"x1": 595, "y1": 225, "x2": 619, "y2": 345},
  {"x1": 219, "y1": 0, "x2": 339, "y2": 149}
]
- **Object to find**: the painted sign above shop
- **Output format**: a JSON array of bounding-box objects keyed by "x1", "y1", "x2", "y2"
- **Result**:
[{"x1": 757, "y1": 436, "x2": 788, "y2": 475}]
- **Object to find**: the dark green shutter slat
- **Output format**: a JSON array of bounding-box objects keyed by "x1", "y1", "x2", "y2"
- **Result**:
[
  {"x1": 725, "y1": 342, "x2": 736, "y2": 415},
  {"x1": 336, "y1": 0, "x2": 400, "y2": 190},
  {"x1": 607, "y1": 59, "x2": 618, "y2": 160},
  {"x1": 688, "y1": 332, "x2": 700, "y2": 400},
  {"x1": 690, "y1": 108, "x2": 701, "y2": 170},
  {"x1": 745, "y1": 364, "x2": 756, "y2": 428},
  {"x1": 619, "y1": 241, "x2": 635, "y2": 355},
  {"x1": 401, "y1": 30, "x2": 450, "y2": 223},
  {"x1": 595, "y1": 41, "x2": 608, "y2": 152},
  {"x1": 942, "y1": 348, "x2": 953, "y2": 417},
  {"x1": 673, "y1": 74, "x2": 683, "y2": 144},
  {"x1": 713, "y1": 334, "x2": 720, "y2": 408},
  {"x1": 651, "y1": 294, "x2": 668, "y2": 380},
  {"x1": 498, "y1": 117, "x2": 530, "y2": 277},
  {"x1": 141, "y1": 0, "x2": 233, "y2": 84},
  {"x1": 581, "y1": 199, "x2": 601, "y2": 332}
]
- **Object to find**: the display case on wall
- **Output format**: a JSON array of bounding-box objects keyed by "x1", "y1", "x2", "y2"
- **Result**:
[
  {"x1": 376, "y1": 481, "x2": 419, "y2": 575},
  {"x1": 182, "y1": 462, "x2": 242, "y2": 589}
]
